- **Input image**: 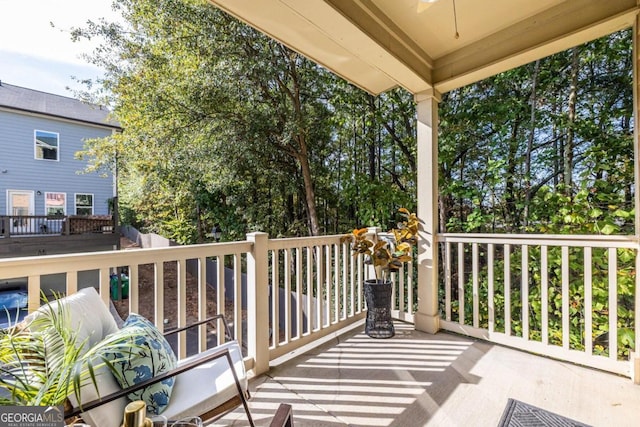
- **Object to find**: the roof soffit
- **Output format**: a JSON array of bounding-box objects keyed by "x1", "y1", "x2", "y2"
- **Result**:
[
  {"x1": 207, "y1": 0, "x2": 639, "y2": 95},
  {"x1": 432, "y1": 0, "x2": 639, "y2": 92},
  {"x1": 207, "y1": 0, "x2": 430, "y2": 94}
]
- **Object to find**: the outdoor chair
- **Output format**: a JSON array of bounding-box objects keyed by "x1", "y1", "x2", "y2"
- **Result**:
[{"x1": 18, "y1": 287, "x2": 253, "y2": 427}]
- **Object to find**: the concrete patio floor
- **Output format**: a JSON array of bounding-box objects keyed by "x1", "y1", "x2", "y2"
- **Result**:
[{"x1": 213, "y1": 321, "x2": 640, "y2": 426}]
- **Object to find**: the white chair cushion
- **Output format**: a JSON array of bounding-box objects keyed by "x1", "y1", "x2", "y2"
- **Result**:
[
  {"x1": 161, "y1": 340, "x2": 247, "y2": 420},
  {"x1": 26, "y1": 287, "x2": 119, "y2": 352},
  {"x1": 25, "y1": 288, "x2": 125, "y2": 427},
  {"x1": 66, "y1": 363, "x2": 128, "y2": 427}
]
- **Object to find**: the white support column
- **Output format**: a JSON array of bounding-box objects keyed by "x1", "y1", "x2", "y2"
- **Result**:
[
  {"x1": 247, "y1": 232, "x2": 270, "y2": 375},
  {"x1": 414, "y1": 89, "x2": 441, "y2": 334},
  {"x1": 631, "y1": 14, "x2": 640, "y2": 385}
]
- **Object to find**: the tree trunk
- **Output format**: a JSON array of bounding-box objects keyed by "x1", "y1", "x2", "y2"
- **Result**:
[
  {"x1": 297, "y1": 144, "x2": 320, "y2": 235},
  {"x1": 564, "y1": 47, "x2": 579, "y2": 194},
  {"x1": 523, "y1": 59, "x2": 540, "y2": 228},
  {"x1": 505, "y1": 121, "x2": 520, "y2": 231}
]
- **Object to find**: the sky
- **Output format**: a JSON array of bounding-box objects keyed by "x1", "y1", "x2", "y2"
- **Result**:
[{"x1": 0, "y1": 0, "x2": 122, "y2": 97}]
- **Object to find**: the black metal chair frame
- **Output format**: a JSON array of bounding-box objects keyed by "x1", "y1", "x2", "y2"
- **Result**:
[{"x1": 65, "y1": 314, "x2": 255, "y2": 426}]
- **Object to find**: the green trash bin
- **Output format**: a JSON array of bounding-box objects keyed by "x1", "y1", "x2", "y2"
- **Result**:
[{"x1": 110, "y1": 274, "x2": 129, "y2": 300}]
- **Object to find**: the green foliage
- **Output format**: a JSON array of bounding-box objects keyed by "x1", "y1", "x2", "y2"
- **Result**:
[
  {"x1": 73, "y1": 0, "x2": 418, "y2": 242},
  {"x1": 440, "y1": 29, "x2": 633, "y2": 235},
  {"x1": 71, "y1": 1, "x2": 635, "y2": 361},
  {"x1": 0, "y1": 294, "x2": 138, "y2": 406},
  {"x1": 439, "y1": 28, "x2": 636, "y2": 360},
  {"x1": 445, "y1": 242, "x2": 636, "y2": 360}
]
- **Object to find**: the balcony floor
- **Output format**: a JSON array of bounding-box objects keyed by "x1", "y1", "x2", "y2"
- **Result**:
[{"x1": 214, "y1": 321, "x2": 640, "y2": 426}]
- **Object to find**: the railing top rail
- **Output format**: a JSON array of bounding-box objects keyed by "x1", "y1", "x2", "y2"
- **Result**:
[
  {"x1": 0, "y1": 240, "x2": 253, "y2": 278},
  {"x1": 267, "y1": 234, "x2": 345, "y2": 250},
  {"x1": 438, "y1": 233, "x2": 639, "y2": 248}
]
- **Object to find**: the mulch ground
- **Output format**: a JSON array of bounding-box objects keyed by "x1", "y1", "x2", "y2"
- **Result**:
[{"x1": 112, "y1": 238, "x2": 237, "y2": 331}]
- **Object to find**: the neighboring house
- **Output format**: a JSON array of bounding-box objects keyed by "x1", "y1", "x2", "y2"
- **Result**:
[{"x1": 0, "y1": 81, "x2": 121, "y2": 258}]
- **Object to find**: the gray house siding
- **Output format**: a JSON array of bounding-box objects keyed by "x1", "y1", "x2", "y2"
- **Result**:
[{"x1": 0, "y1": 109, "x2": 115, "y2": 216}]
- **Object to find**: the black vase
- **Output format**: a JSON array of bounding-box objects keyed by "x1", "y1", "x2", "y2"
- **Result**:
[{"x1": 363, "y1": 279, "x2": 395, "y2": 338}]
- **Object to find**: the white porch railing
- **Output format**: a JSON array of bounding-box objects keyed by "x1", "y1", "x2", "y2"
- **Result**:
[
  {"x1": 0, "y1": 232, "x2": 635, "y2": 378},
  {"x1": 438, "y1": 233, "x2": 640, "y2": 377},
  {"x1": 0, "y1": 232, "x2": 416, "y2": 376}
]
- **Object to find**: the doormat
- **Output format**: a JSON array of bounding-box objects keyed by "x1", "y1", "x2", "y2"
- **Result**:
[{"x1": 498, "y1": 398, "x2": 592, "y2": 427}]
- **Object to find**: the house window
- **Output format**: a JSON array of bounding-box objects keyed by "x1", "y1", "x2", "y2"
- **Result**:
[
  {"x1": 34, "y1": 130, "x2": 59, "y2": 161},
  {"x1": 45, "y1": 192, "x2": 66, "y2": 216},
  {"x1": 75, "y1": 194, "x2": 94, "y2": 215}
]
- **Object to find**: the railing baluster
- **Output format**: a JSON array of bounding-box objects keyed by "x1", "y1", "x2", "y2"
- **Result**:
[
  {"x1": 541, "y1": 245, "x2": 549, "y2": 346},
  {"x1": 522, "y1": 244, "x2": 529, "y2": 340},
  {"x1": 458, "y1": 242, "x2": 465, "y2": 325},
  {"x1": 177, "y1": 258, "x2": 187, "y2": 359},
  {"x1": 198, "y1": 257, "x2": 207, "y2": 353},
  {"x1": 27, "y1": 275, "x2": 41, "y2": 312},
  {"x1": 445, "y1": 242, "x2": 452, "y2": 322},
  {"x1": 472, "y1": 242, "x2": 479, "y2": 329},
  {"x1": 284, "y1": 248, "x2": 292, "y2": 342},
  {"x1": 295, "y1": 247, "x2": 303, "y2": 339},
  {"x1": 504, "y1": 244, "x2": 511, "y2": 336},
  {"x1": 407, "y1": 260, "x2": 414, "y2": 315},
  {"x1": 357, "y1": 253, "x2": 363, "y2": 313},
  {"x1": 348, "y1": 242, "x2": 355, "y2": 317},
  {"x1": 325, "y1": 244, "x2": 332, "y2": 327},
  {"x1": 234, "y1": 253, "x2": 243, "y2": 348},
  {"x1": 66, "y1": 270, "x2": 78, "y2": 295},
  {"x1": 271, "y1": 251, "x2": 280, "y2": 347},
  {"x1": 333, "y1": 243, "x2": 339, "y2": 324},
  {"x1": 315, "y1": 246, "x2": 322, "y2": 331},
  {"x1": 399, "y1": 265, "x2": 405, "y2": 315},
  {"x1": 562, "y1": 246, "x2": 569, "y2": 350},
  {"x1": 306, "y1": 247, "x2": 313, "y2": 334},
  {"x1": 584, "y1": 247, "x2": 592, "y2": 356},
  {"x1": 216, "y1": 255, "x2": 225, "y2": 346},
  {"x1": 608, "y1": 247, "x2": 618, "y2": 360},
  {"x1": 487, "y1": 243, "x2": 494, "y2": 333},
  {"x1": 155, "y1": 262, "x2": 165, "y2": 332},
  {"x1": 99, "y1": 268, "x2": 111, "y2": 306},
  {"x1": 391, "y1": 270, "x2": 397, "y2": 313},
  {"x1": 341, "y1": 242, "x2": 348, "y2": 320}
]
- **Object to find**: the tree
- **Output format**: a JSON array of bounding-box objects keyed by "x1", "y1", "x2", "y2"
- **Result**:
[
  {"x1": 74, "y1": 0, "x2": 342, "y2": 238},
  {"x1": 439, "y1": 28, "x2": 634, "y2": 235}
]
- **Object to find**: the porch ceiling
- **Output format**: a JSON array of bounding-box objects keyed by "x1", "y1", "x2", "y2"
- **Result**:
[{"x1": 207, "y1": 0, "x2": 639, "y2": 95}]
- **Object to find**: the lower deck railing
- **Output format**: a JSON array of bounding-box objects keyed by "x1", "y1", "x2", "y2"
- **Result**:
[{"x1": 0, "y1": 215, "x2": 115, "y2": 237}]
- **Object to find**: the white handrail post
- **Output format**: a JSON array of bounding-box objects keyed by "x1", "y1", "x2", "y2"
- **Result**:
[{"x1": 247, "y1": 232, "x2": 270, "y2": 375}]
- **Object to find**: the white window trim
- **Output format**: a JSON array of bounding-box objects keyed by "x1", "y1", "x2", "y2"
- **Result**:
[
  {"x1": 34, "y1": 129, "x2": 60, "y2": 162},
  {"x1": 44, "y1": 192, "x2": 66, "y2": 216},
  {"x1": 74, "y1": 193, "x2": 94, "y2": 215},
  {"x1": 6, "y1": 190, "x2": 34, "y2": 216}
]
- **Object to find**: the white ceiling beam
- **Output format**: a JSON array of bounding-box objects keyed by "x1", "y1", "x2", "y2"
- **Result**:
[{"x1": 433, "y1": 0, "x2": 638, "y2": 93}]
